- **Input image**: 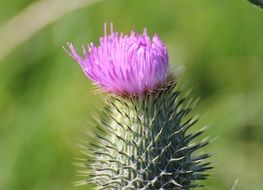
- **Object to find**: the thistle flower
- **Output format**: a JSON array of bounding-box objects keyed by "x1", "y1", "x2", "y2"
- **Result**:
[
  {"x1": 65, "y1": 24, "x2": 211, "y2": 190},
  {"x1": 65, "y1": 23, "x2": 168, "y2": 95}
]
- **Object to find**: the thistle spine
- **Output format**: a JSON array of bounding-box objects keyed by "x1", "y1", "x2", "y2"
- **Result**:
[{"x1": 77, "y1": 80, "x2": 212, "y2": 189}]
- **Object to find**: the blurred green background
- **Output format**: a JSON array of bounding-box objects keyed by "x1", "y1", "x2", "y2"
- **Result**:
[{"x1": 0, "y1": 0, "x2": 263, "y2": 189}]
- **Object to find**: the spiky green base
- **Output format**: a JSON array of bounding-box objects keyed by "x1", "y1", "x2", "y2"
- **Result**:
[{"x1": 77, "y1": 80, "x2": 211, "y2": 189}]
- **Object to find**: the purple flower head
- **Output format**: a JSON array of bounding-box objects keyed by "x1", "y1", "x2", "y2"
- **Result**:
[{"x1": 65, "y1": 24, "x2": 169, "y2": 95}]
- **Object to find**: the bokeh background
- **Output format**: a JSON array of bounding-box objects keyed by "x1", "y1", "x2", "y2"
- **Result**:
[{"x1": 0, "y1": 0, "x2": 263, "y2": 189}]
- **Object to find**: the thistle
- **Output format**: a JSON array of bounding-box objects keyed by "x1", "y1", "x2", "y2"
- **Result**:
[{"x1": 65, "y1": 24, "x2": 212, "y2": 189}]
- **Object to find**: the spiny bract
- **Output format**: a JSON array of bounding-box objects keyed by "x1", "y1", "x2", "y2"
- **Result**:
[{"x1": 76, "y1": 79, "x2": 212, "y2": 190}]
